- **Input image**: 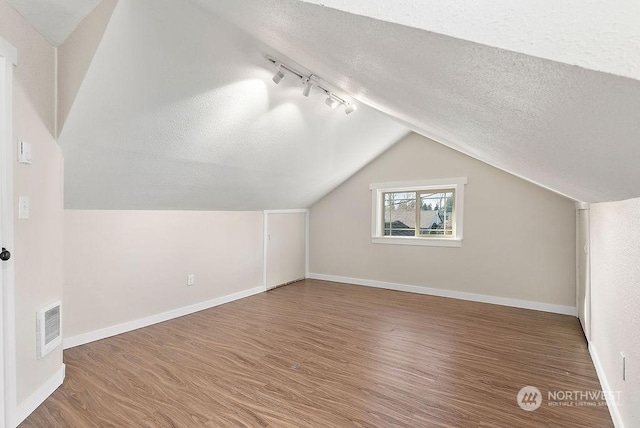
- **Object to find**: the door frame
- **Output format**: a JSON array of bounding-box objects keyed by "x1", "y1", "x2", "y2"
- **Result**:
[
  {"x1": 262, "y1": 209, "x2": 309, "y2": 291},
  {"x1": 0, "y1": 36, "x2": 17, "y2": 428},
  {"x1": 575, "y1": 202, "x2": 591, "y2": 341}
]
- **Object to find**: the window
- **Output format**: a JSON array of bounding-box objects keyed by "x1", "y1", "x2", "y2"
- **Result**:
[{"x1": 370, "y1": 177, "x2": 467, "y2": 247}]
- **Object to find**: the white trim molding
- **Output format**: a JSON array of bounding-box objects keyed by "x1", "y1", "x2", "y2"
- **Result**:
[
  {"x1": 305, "y1": 210, "x2": 310, "y2": 277},
  {"x1": 262, "y1": 209, "x2": 308, "y2": 214},
  {"x1": 575, "y1": 201, "x2": 590, "y2": 210},
  {"x1": 308, "y1": 273, "x2": 577, "y2": 316},
  {"x1": 370, "y1": 177, "x2": 467, "y2": 247},
  {"x1": 0, "y1": 37, "x2": 17, "y2": 428},
  {"x1": 589, "y1": 343, "x2": 624, "y2": 428},
  {"x1": 371, "y1": 236, "x2": 462, "y2": 248},
  {"x1": 14, "y1": 364, "x2": 65, "y2": 427},
  {"x1": 63, "y1": 286, "x2": 264, "y2": 349}
]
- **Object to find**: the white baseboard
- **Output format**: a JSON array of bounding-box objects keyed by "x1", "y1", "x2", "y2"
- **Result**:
[
  {"x1": 589, "y1": 342, "x2": 624, "y2": 428},
  {"x1": 14, "y1": 364, "x2": 65, "y2": 427},
  {"x1": 63, "y1": 285, "x2": 265, "y2": 349},
  {"x1": 307, "y1": 273, "x2": 577, "y2": 316}
]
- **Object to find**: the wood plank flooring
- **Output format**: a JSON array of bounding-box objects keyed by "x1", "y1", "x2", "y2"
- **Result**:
[{"x1": 21, "y1": 280, "x2": 613, "y2": 427}]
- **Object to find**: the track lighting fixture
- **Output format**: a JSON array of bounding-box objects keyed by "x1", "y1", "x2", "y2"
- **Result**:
[
  {"x1": 325, "y1": 97, "x2": 339, "y2": 109},
  {"x1": 302, "y1": 78, "x2": 313, "y2": 97},
  {"x1": 272, "y1": 64, "x2": 285, "y2": 84},
  {"x1": 266, "y1": 56, "x2": 357, "y2": 115},
  {"x1": 344, "y1": 104, "x2": 356, "y2": 115}
]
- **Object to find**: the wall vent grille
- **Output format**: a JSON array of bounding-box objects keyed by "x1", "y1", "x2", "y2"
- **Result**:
[{"x1": 37, "y1": 301, "x2": 62, "y2": 358}]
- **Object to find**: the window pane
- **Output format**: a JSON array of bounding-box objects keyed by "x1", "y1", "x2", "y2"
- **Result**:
[
  {"x1": 419, "y1": 190, "x2": 454, "y2": 236},
  {"x1": 383, "y1": 192, "x2": 416, "y2": 236}
]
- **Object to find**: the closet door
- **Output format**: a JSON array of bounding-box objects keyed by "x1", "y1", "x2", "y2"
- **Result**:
[{"x1": 264, "y1": 211, "x2": 306, "y2": 290}]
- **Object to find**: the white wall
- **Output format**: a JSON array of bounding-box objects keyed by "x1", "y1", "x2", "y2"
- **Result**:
[
  {"x1": 64, "y1": 210, "x2": 263, "y2": 339},
  {"x1": 0, "y1": 1, "x2": 65, "y2": 406},
  {"x1": 590, "y1": 197, "x2": 640, "y2": 427},
  {"x1": 310, "y1": 133, "x2": 576, "y2": 309}
]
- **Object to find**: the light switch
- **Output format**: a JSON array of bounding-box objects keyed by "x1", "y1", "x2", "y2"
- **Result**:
[
  {"x1": 18, "y1": 141, "x2": 32, "y2": 164},
  {"x1": 18, "y1": 196, "x2": 29, "y2": 220}
]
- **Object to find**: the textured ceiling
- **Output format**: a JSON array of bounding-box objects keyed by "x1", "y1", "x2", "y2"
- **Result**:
[
  {"x1": 299, "y1": 0, "x2": 640, "y2": 81},
  {"x1": 43, "y1": 0, "x2": 640, "y2": 207},
  {"x1": 196, "y1": 0, "x2": 640, "y2": 203},
  {"x1": 59, "y1": 0, "x2": 408, "y2": 210},
  {"x1": 7, "y1": 0, "x2": 100, "y2": 46}
]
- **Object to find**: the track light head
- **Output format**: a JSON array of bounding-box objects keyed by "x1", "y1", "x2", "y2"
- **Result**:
[
  {"x1": 302, "y1": 79, "x2": 313, "y2": 97},
  {"x1": 344, "y1": 103, "x2": 356, "y2": 115},
  {"x1": 325, "y1": 96, "x2": 339, "y2": 109},
  {"x1": 272, "y1": 65, "x2": 285, "y2": 84}
]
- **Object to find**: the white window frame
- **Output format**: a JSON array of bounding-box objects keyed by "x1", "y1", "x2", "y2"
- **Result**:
[{"x1": 370, "y1": 177, "x2": 467, "y2": 247}]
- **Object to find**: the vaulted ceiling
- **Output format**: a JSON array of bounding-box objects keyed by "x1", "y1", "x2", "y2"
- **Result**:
[
  {"x1": 298, "y1": 0, "x2": 640, "y2": 81},
  {"x1": 8, "y1": 0, "x2": 640, "y2": 208},
  {"x1": 58, "y1": 0, "x2": 407, "y2": 210},
  {"x1": 197, "y1": 0, "x2": 640, "y2": 203}
]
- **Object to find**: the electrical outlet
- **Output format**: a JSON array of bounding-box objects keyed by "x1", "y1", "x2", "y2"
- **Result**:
[
  {"x1": 621, "y1": 352, "x2": 626, "y2": 381},
  {"x1": 187, "y1": 274, "x2": 195, "y2": 286}
]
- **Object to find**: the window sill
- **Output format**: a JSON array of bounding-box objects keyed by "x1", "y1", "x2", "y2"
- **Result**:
[{"x1": 371, "y1": 237, "x2": 462, "y2": 248}]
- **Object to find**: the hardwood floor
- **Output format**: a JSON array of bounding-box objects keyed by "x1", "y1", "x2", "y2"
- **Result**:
[{"x1": 22, "y1": 280, "x2": 612, "y2": 427}]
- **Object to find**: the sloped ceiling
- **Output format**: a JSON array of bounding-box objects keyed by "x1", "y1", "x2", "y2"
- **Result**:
[
  {"x1": 59, "y1": 0, "x2": 408, "y2": 210},
  {"x1": 42, "y1": 0, "x2": 640, "y2": 207},
  {"x1": 196, "y1": 0, "x2": 640, "y2": 203},
  {"x1": 298, "y1": 0, "x2": 640, "y2": 81},
  {"x1": 7, "y1": 0, "x2": 100, "y2": 46}
]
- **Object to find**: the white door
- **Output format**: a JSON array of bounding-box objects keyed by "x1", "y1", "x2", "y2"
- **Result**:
[
  {"x1": 577, "y1": 209, "x2": 590, "y2": 341},
  {"x1": 264, "y1": 211, "x2": 307, "y2": 290},
  {"x1": 0, "y1": 54, "x2": 10, "y2": 427},
  {"x1": 0, "y1": 55, "x2": 8, "y2": 427},
  {"x1": 0, "y1": 40, "x2": 17, "y2": 427}
]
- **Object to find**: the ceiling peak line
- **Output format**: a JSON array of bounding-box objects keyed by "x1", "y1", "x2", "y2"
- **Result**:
[{"x1": 266, "y1": 55, "x2": 357, "y2": 115}]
